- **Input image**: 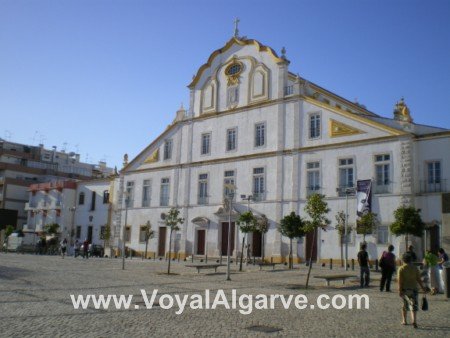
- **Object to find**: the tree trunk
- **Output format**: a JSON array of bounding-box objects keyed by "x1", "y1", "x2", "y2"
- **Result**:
[
  {"x1": 144, "y1": 238, "x2": 149, "y2": 261},
  {"x1": 167, "y1": 229, "x2": 173, "y2": 275},
  {"x1": 289, "y1": 238, "x2": 293, "y2": 269},
  {"x1": 340, "y1": 234, "x2": 343, "y2": 268},
  {"x1": 262, "y1": 233, "x2": 265, "y2": 263},
  {"x1": 305, "y1": 228, "x2": 317, "y2": 289},
  {"x1": 405, "y1": 233, "x2": 409, "y2": 252},
  {"x1": 239, "y1": 235, "x2": 245, "y2": 272}
]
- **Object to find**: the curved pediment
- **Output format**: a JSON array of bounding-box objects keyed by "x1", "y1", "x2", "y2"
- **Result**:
[{"x1": 188, "y1": 37, "x2": 287, "y2": 89}]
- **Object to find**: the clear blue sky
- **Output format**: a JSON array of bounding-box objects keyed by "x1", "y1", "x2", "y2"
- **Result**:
[{"x1": 1, "y1": 0, "x2": 449, "y2": 169}]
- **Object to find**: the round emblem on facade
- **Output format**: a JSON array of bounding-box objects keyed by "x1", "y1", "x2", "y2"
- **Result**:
[{"x1": 225, "y1": 62, "x2": 243, "y2": 76}]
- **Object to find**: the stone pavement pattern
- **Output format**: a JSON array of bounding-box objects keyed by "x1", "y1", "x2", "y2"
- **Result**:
[{"x1": 0, "y1": 254, "x2": 449, "y2": 337}]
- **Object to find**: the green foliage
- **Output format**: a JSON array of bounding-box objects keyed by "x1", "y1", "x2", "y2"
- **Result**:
[
  {"x1": 304, "y1": 194, "x2": 331, "y2": 232},
  {"x1": 5, "y1": 225, "x2": 15, "y2": 237},
  {"x1": 279, "y1": 212, "x2": 306, "y2": 239},
  {"x1": 165, "y1": 208, "x2": 184, "y2": 231},
  {"x1": 356, "y1": 212, "x2": 378, "y2": 236},
  {"x1": 390, "y1": 205, "x2": 425, "y2": 238},
  {"x1": 238, "y1": 211, "x2": 257, "y2": 233},
  {"x1": 142, "y1": 221, "x2": 155, "y2": 241},
  {"x1": 43, "y1": 223, "x2": 60, "y2": 235},
  {"x1": 255, "y1": 215, "x2": 269, "y2": 234},
  {"x1": 102, "y1": 224, "x2": 111, "y2": 241}
]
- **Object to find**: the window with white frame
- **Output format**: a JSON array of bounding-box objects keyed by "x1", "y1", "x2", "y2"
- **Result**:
[
  {"x1": 139, "y1": 226, "x2": 147, "y2": 243},
  {"x1": 427, "y1": 161, "x2": 441, "y2": 192},
  {"x1": 226, "y1": 128, "x2": 237, "y2": 151},
  {"x1": 160, "y1": 178, "x2": 170, "y2": 206},
  {"x1": 374, "y1": 154, "x2": 391, "y2": 193},
  {"x1": 253, "y1": 167, "x2": 265, "y2": 201},
  {"x1": 201, "y1": 133, "x2": 211, "y2": 155},
  {"x1": 198, "y1": 173, "x2": 208, "y2": 205},
  {"x1": 309, "y1": 113, "x2": 321, "y2": 139},
  {"x1": 255, "y1": 123, "x2": 266, "y2": 147},
  {"x1": 223, "y1": 170, "x2": 236, "y2": 198},
  {"x1": 163, "y1": 139, "x2": 173, "y2": 160},
  {"x1": 125, "y1": 181, "x2": 134, "y2": 208},
  {"x1": 306, "y1": 162, "x2": 321, "y2": 196},
  {"x1": 142, "y1": 179, "x2": 151, "y2": 207},
  {"x1": 377, "y1": 225, "x2": 389, "y2": 244},
  {"x1": 338, "y1": 158, "x2": 354, "y2": 195}
]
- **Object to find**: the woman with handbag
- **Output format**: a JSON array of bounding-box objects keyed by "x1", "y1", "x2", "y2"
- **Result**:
[{"x1": 379, "y1": 245, "x2": 396, "y2": 292}]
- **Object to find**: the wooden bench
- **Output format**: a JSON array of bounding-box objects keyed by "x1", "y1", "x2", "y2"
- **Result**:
[
  {"x1": 258, "y1": 262, "x2": 283, "y2": 270},
  {"x1": 313, "y1": 274, "x2": 356, "y2": 286},
  {"x1": 185, "y1": 264, "x2": 224, "y2": 274}
]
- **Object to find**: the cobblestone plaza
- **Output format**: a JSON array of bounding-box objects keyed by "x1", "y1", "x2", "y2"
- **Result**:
[{"x1": 0, "y1": 254, "x2": 449, "y2": 337}]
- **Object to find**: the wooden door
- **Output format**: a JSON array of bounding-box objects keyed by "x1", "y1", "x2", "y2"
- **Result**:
[
  {"x1": 252, "y1": 232, "x2": 262, "y2": 257},
  {"x1": 87, "y1": 226, "x2": 93, "y2": 243},
  {"x1": 305, "y1": 227, "x2": 318, "y2": 262},
  {"x1": 221, "y1": 222, "x2": 235, "y2": 256},
  {"x1": 158, "y1": 227, "x2": 166, "y2": 257},
  {"x1": 197, "y1": 229, "x2": 206, "y2": 255},
  {"x1": 429, "y1": 225, "x2": 440, "y2": 254}
]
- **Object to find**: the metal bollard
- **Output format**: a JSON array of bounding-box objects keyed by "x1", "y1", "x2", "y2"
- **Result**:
[
  {"x1": 192, "y1": 254, "x2": 194, "y2": 263},
  {"x1": 351, "y1": 259, "x2": 355, "y2": 271},
  {"x1": 206, "y1": 255, "x2": 208, "y2": 264},
  {"x1": 220, "y1": 255, "x2": 222, "y2": 264},
  {"x1": 177, "y1": 253, "x2": 180, "y2": 262},
  {"x1": 375, "y1": 259, "x2": 379, "y2": 272},
  {"x1": 330, "y1": 258, "x2": 333, "y2": 270},
  {"x1": 445, "y1": 266, "x2": 450, "y2": 299}
]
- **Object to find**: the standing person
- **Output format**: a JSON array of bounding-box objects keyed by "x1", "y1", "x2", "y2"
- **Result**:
[
  {"x1": 406, "y1": 245, "x2": 417, "y2": 262},
  {"x1": 60, "y1": 238, "x2": 67, "y2": 259},
  {"x1": 398, "y1": 253, "x2": 427, "y2": 328},
  {"x1": 357, "y1": 243, "x2": 370, "y2": 288},
  {"x1": 438, "y1": 248, "x2": 449, "y2": 292},
  {"x1": 83, "y1": 238, "x2": 89, "y2": 259},
  {"x1": 423, "y1": 250, "x2": 439, "y2": 294},
  {"x1": 74, "y1": 239, "x2": 80, "y2": 258},
  {"x1": 379, "y1": 245, "x2": 396, "y2": 292}
]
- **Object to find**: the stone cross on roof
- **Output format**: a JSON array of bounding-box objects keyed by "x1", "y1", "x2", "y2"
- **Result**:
[{"x1": 234, "y1": 18, "x2": 240, "y2": 38}]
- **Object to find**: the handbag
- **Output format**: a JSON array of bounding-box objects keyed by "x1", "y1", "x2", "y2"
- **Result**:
[{"x1": 421, "y1": 295, "x2": 428, "y2": 311}]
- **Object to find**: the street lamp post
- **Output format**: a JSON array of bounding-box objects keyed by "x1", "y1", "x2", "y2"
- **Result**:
[
  {"x1": 225, "y1": 184, "x2": 236, "y2": 281},
  {"x1": 122, "y1": 193, "x2": 129, "y2": 271},
  {"x1": 69, "y1": 207, "x2": 76, "y2": 254},
  {"x1": 344, "y1": 187, "x2": 355, "y2": 271},
  {"x1": 240, "y1": 195, "x2": 253, "y2": 263}
]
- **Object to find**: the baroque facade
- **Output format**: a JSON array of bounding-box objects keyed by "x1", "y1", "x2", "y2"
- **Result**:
[{"x1": 111, "y1": 34, "x2": 450, "y2": 263}]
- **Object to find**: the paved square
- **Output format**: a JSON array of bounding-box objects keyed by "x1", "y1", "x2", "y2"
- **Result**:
[{"x1": 0, "y1": 253, "x2": 449, "y2": 337}]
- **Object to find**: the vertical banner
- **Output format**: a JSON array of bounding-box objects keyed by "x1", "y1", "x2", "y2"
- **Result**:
[{"x1": 356, "y1": 180, "x2": 372, "y2": 217}]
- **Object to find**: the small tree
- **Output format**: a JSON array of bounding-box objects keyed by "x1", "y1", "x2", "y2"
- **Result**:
[
  {"x1": 390, "y1": 205, "x2": 425, "y2": 251},
  {"x1": 304, "y1": 194, "x2": 330, "y2": 289},
  {"x1": 141, "y1": 221, "x2": 154, "y2": 260},
  {"x1": 102, "y1": 224, "x2": 111, "y2": 257},
  {"x1": 3, "y1": 225, "x2": 15, "y2": 253},
  {"x1": 256, "y1": 215, "x2": 269, "y2": 262},
  {"x1": 335, "y1": 210, "x2": 353, "y2": 267},
  {"x1": 43, "y1": 223, "x2": 60, "y2": 236},
  {"x1": 357, "y1": 212, "x2": 378, "y2": 243},
  {"x1": 165, "y1": 208, "x2": 184, "y2": 275},
  {"x1": 237, "y1": 211, "x2": 257, "y2": 271},
  {"x1": 279, "y1": 212, "x2": 306, "y2": 269}
]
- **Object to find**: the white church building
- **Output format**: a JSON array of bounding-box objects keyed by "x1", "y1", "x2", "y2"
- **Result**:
[{"x1": 112, "y1": 32, "x2": 450, "y2": 264}]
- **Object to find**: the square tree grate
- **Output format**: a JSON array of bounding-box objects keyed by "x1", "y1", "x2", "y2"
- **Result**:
[{"x1": 246, "y1": 325, "x2": 282, "y2": 333}]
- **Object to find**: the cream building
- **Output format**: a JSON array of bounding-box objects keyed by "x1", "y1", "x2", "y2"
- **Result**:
[{"x1": 113, "y1": 33, "x2": 450, "y2": 263}]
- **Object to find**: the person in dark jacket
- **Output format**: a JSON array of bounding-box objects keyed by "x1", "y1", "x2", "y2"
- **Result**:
[
  {"x1": 357, "y1": 243, "x2": 370, "y2": 287},
  {"x1": 380, "y1": 245, "x2": 396, "y2": 292}
]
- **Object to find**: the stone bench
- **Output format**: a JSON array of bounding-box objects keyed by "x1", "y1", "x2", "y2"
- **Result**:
[
  {"x1": 258, "y1": 262, "x2": 283, "y2": 270},
  {"x1": 185, "y1": 264, "x2": 224, "y2": 274},
  {"x1": 313, "y1": 274, "x2": 356, "y2": 286}
]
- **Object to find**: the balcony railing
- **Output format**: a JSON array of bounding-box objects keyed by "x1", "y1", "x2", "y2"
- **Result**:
[
  {"x1": 25, "y1": 202, "x2": 37, "y2": 210},
  {"x1": 373, "y1": 182, "x2": 392, "y2": 194},
  {"x1": 419, "y1": 179, "x2": 448, "y2": 194},
  {"x1": 197, "y1": 196, "x2": 209, "y2": 205},
  {"x1": 252, "y1": 192, "x2": 265, "y2": 202},
  {"x1": 306, "y1": 186, "x2": 322, "y2": 197}
]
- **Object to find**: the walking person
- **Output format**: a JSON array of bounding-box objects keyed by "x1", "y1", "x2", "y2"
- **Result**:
[
  {"x1": 406, "y1": 245, "x2": 417, "y2": 262},
  {"x1": 379, "y1": 245, "x2": 396, "y2": 292},
  {"x1": 398, "y1": 253, "x2": 427, "y2": 328},
  {"x1": 357, "y1": 243, "x2": 370, "y2": 288},
  {"x1": 60, "y1": 238, "x2": 67, "y2": 259},
  {"x1": 423, "y1": 250, "x2": 439, "y2": 294},
  {"x1": 74, "y1": 239, "x2": 80, "y2": 258}
]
